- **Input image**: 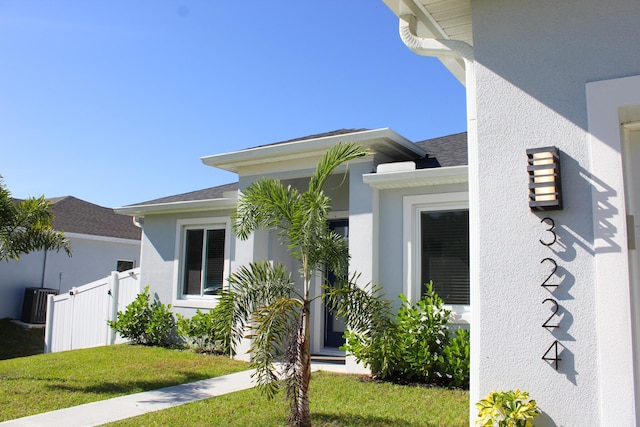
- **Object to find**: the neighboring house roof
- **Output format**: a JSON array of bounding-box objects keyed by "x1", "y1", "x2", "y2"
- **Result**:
[
  {"x1": 118, "y1": 129, "x2": 467, "y2": 214},
  {"x1": 49, "y1": 196, "x2": 141, "y2": 240}
]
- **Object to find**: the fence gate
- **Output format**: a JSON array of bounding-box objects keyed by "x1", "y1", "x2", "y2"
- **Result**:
[{"x1": 44, "y1": 268, "x2": 140, "y2": 353}]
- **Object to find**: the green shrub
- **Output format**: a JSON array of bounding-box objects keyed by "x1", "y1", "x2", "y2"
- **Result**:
[
  {"x1": 342, "y1": 282, "x2": 469, "y2": 388},
  {"x1": 108, "y1": 286, "x2": 175, "y2": 346},
  {"x1": 442, "y1": 328, "x2": 470, "y2": 388},
  {"x1": 176, "y1": 291, "x2": 234, "y2": 355}
]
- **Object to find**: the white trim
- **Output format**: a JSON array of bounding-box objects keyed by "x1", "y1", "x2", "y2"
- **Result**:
[
  {"x1": 364, "y1": 165, "x2": 468, "y2": 189},
  {"x1": 115, "y1": 197, "x2": 237, "y2": 217},
  {"x1": 200, "y1": 128, "x2": 425, "y2": 174},
  {"x1": 64, "y1": 232, "x2": 140, "y2": 246},
  {"x1": 586, "y1": 74, "x2": 640, "y2": 424},
  {"x1": 402, "y1": 192, "x2": 469, "y2": 323},
  {"x1": 172, "y1": 217, "x2": 232, "y2": 309}
]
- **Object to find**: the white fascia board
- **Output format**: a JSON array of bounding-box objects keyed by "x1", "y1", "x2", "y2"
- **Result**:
[
  {"x1": 200, "y1": 128, "x2": 425, "y2": 174},
  {"x1": 114, "y1": 197, "x2": 237, "y2": 217},
  {"x1": 363, "y1": 165, "x2": 468, "y2": 189}
]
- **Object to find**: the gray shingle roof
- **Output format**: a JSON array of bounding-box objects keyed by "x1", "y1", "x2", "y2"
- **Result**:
[
  {"x1": 130, "y1": 182, "x2": 239, "y2": 206},
  {"x1": 256, "y1": 128, "x2": 370, "y2": 148},
  {"x1": 414, "y1": 132, "x2": 468, "y2": 167},
  {"x1": 49, "y1": 196, "x2": 141, "y2": 240}
]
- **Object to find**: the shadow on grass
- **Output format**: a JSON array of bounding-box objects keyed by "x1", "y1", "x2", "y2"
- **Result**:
[
  {"x1": 313, "y1": 412, "x2": 459, "y2": 427},
  {"x1": 45, "y1": 371, "x2": 234, "y2": 403},
  {"x1": 0, "y1": 318, "x2": 45, "y2": 360}
]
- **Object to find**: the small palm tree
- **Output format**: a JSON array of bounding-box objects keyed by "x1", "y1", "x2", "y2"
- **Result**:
[
  {"x1": 228, "y1": 142, "x2": 385, "y2": 427},
  {"x1": 0, "y1": 176, "x2": 71, "y2": 262}
]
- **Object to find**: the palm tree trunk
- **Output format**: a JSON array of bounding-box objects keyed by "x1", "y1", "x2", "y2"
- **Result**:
[{"x1": 293, "y1": 301, "x2": 312, "y2": 427}]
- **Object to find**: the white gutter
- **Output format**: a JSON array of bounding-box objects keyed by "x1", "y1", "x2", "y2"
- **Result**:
[{"x1": 399, "y1": 14, "x2": 474, "y2": 63}]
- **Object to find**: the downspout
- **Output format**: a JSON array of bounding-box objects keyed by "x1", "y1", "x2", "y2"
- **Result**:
[
  {"x1": 398, "y1": 14, "x2": 474, "y2": 62},
  {"x1": 397, "y1": 13, "x2": 481, "y2": 419},
  {"x1": 132, "y1": 216, "x2": 144, "y2": 229}
]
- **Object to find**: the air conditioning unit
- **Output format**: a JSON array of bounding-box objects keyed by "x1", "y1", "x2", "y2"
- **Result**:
[{"x1": 21, "y1": 287, "x2": 59, "y2": 324}]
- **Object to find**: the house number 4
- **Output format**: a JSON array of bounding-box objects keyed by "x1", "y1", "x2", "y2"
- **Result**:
[{"x1": 539, "y1": 217, "x2": 561, "y2": 370}]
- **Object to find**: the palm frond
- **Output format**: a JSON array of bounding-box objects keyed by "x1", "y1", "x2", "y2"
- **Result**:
[
  {"x1": 249, "y1": 296, "x2": 303, "y2": 399},
  {"x1": 226, "y1": 261, "x2": 296, "y2": 351},
  {"x1": 323, "y1": 275, "x2": 394, "y2": 334},
  {"x1": 233, "y1": 178, "x2": 299, "y2": 240},
  {"x1": 308, "y1": 142, "x2": 369, "y2": 194},
  {"x1": 0, "y1": 190, "x2": 71, "y2": 262}
]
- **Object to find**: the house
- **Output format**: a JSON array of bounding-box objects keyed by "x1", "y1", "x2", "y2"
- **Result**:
[
  {"x1": 381, "y1": 0, "x2": 640, "y2": 425},
  {"x1": 115, "y1": 128, "x2": 469, "y2": 362},
  {"x1": 0, "y1": 196, "x2": 142, "y2": 320}
]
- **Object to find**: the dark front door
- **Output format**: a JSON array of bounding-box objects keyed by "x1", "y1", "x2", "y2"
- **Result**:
[{"x1": 324, "y1": 219, "x2": 348, "y2": 348}]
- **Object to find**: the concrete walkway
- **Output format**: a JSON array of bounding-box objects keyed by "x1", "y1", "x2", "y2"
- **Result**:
[{"x1": 0, "y1": 362, "x2": 346, "y2": 427}]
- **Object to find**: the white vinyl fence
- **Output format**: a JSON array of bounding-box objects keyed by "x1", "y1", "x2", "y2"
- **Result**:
[{"x1": 44, "y1": 268, "x2": 141, "y2": 353}]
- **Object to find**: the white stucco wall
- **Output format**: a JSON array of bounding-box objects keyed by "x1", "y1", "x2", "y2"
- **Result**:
[
  {"x1": 470, "y1": 1, "x2": 640, "y2": 425},
  {"x1": 0, "y1": 234, "x2": 140, "y2": 320},
  {"x1": 138, "y1": 210, "x2": 235, "y2": 319}
]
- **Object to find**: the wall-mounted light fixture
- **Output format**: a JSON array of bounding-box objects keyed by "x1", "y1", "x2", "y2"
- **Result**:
[{"x1": 527, "y1": 146, "x2": 563, "y2": 211}]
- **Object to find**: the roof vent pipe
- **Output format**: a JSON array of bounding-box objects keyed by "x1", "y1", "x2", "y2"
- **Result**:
[{"x1": 399, "y1": 14, "x2": 474, "y2": 62}]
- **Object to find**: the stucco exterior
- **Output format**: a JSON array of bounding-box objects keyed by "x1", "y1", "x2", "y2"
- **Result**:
[{"x1": 383, "y1": 0, "x2": 640, "y2": 425}]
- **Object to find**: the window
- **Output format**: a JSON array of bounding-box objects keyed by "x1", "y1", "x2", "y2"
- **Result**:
[
  {"x1": 403, "y1": 192, "x2": 469, "y2": 322},
  {"x1": 116, "y1": 260, "x2": 135, "y2": 272},
  {"x1": 183, "y1": 228, "x2": 225, "y2": 296},
  {"x1": 420, "y1": 210, "x2": 469, "y2": 305},
  {"x1": 175, "y1": 219, "x2": 230, "y2": 307}
]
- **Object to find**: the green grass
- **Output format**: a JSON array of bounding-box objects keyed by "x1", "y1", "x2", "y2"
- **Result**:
[
  {"x1": 0, "y1": 344, "x2": 248, "y2": 421},
  {"x1": 0, "y1": 318, "x2": 46, "y2": 360},
  {"x1": 0, "y1": 321, "x2": 469, "y2": 426},
  {"x1": 107, "y1": 371, "x2": 469, "y2": 427}
]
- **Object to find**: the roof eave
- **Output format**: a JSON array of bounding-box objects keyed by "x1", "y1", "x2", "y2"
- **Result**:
[
  {"x1": 114, "y1": 197, "x2": 237, "y2": 217},
  {"x1": 382, "y1": 0, "x2": 470, "y2": 84},
  {"x1": 201, "y1": 128, "x2": 426, "y2": 173}
]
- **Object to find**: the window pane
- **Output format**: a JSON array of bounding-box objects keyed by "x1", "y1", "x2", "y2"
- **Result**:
[
  {"x1": 184, "y1": 229, "x2": 204, "y2": 295},
  {"x1": 420, "y1": 210, "x2": 469, "y2": 305},
  {"x1": 203, "y1": 229, "x2": 225, "y2": 295}
]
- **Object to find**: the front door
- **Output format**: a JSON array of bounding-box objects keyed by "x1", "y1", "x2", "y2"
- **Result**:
[{"x1": 324, "y1": 219, "x2": 348, "y2": 348}]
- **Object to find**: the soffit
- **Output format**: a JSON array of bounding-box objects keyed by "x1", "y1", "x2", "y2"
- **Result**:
[
  {"x1": 418, "y1": 0, "x2": 473, "y2": 46},
  {"x1": 385, "y1": 0, "x2": 473, "y2": 46}
]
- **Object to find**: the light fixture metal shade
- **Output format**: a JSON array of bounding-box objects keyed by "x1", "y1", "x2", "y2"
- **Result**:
[{"x1": 527, "y1": 146, "x2": 563, "y2": 211}]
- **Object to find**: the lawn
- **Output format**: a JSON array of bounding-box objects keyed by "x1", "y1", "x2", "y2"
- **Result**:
[
  {"x1": 0, "y1": 319, "x2": 469, "y2": 426},
  {"x1": 0, "y1": 344, "x2": 248, "y2": 421},
  {"x1": 107, "y1": 371, "x2": 469, "y2": 427}
]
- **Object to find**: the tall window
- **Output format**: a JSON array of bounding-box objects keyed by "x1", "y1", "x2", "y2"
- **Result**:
[
  {"x1": 420, "y1": 210, "x2": 469, "y2": 305},
  {"x1": 182, "y1": 227, "x2": 226, "y2": 297}
]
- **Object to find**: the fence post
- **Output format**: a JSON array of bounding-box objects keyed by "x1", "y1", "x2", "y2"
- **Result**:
[
  {"x1": 44, "y1": 294, "x2": 55, "y2": 354},
  {"x1": 107, "y1": 271, "x2": 120, "y2": 345}
]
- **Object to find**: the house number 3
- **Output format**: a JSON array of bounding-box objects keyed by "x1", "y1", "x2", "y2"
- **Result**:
[{"x1": 539, "y1": 217, "x2": 561, "y2": 370}]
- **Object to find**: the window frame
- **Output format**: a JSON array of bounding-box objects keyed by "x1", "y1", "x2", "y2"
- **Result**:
[
  {"x1": 173, "y1": 218, "x2": 231, "y2": 309},
  {"x1": 403, "y1": 192, "x2": 470, "y2": 324}
]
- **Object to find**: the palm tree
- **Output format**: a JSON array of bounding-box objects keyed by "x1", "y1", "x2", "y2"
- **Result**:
[
  {"x1": 0, "y1": 176, "x2": 71, "y2": 262},
  {"x1": 228, "y1": 142, "x2": 385, "y2": 426}
]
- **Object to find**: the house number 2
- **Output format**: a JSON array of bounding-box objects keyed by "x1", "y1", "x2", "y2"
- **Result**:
[{"x1": 539, "y1": 217, "x2": 561, "y2": 370}]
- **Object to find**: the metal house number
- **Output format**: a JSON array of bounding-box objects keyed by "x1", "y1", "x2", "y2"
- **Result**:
[{"x1": 539, "y1": 217, "x2": 562, "y2": 370}]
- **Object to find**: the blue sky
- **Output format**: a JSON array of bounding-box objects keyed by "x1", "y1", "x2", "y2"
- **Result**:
[{"x1": 0, "y1": 1, "x2": 466, "y2": 208}]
